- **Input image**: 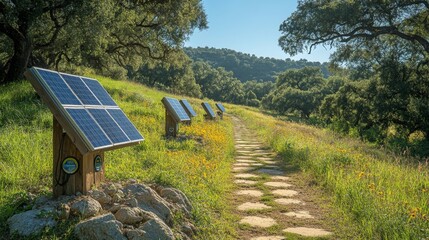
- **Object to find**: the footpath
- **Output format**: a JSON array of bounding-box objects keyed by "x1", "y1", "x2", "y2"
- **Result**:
[{"x1": 231, "y1": 116, "x2": 333, "y2": 239}]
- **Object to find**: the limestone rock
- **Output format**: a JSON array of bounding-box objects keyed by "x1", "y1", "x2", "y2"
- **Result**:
[
  {"x1": 57, "y1": 203, "x2": 70, "y2": 220},
  {"x1": 115, "y1": 207, "x2": 155, "y2": 225},
  {"x1": 89, "y1": 190, "x2": 112, "y2": 205},
  {"x1": 160, "y1": 188, "x2": 192, "y2": 214},
  {"x1": 71, "y1": 196, "x2": 102, "y2": 218},
  {"x1": 124, "y1": 184, "x2": 173, "y2": 224},
  {"x1": 74, "y1": 213, "x2": 126, "y2": 240},
  {"x1": 8, "y1": 208, "x2": 57, "y2": 236},
  {"x1": 139, "y1": 217, "x2": 175, "y2": 240}
]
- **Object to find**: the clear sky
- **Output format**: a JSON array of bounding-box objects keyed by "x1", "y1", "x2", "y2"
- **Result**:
[{"x1": 185, "y1": 0, "x2": 335, "y2": 63}]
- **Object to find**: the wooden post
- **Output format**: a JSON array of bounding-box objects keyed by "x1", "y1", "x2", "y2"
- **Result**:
[
  {"x1": 165, "y1": 109, "x2": 178, "y2": 137},
  {"x1": 53, "y1": 117, "x2": 104, "y2": 197}
]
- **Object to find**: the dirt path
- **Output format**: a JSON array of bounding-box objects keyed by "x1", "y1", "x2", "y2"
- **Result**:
[{"x1": 231, "y1": 116, "x2": 334, "y2": 239}]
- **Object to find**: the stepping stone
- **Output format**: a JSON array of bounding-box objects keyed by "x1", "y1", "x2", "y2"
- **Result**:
[
  {"x1": 250, "y1": 236, "x2": 285, "y2": 240},
  {"x1": 236, "y1": 144, "x2": 264, "y2": 148},
  {"x1": 257, "y1": 168, "x2": 284, "y2": 175},
  {"x1": 272, "y1": 189, "x2": 298, "y2": 197},
  {"x1": 283, "y1": 227, "x2": 332, "y2": 237},
  {"x1": 236, "y1": 156, "x2": 255, "y2": 160},
  {"x1": 234, "y1": 179, "x2": 257, "y2": 185},
  {"x1": 248, "y1": 153, "x2": 276, "y2": 157},
  {"x1": 275, "y1": 198, "x2": 304, "y2": 205},
  {"x1": 237, "y1": 202, "x2": 271, "y2": 211},
  {"x1": 237, "y1": 159, "x2": 257, "y2": 164},
  {"x1": 256, "y1": 157, "x2": 275, "y2": 161},
  {"x1": 233, "y1": 163, "x2": 251, "y2": 167},
  {"x1": 263, "y1": 182, "x2": 293, "y2": 188},
  {"x1": 271, "y1": 176, "x2": 290, "y2": 181},
  {"x1": 250, "y1": 163, "x2": 264, "y2": 166},
  {"x1": 236, "y1": 190, "x2": 264, "y2": 197},
  {"x1": 235, "y1": 173, "x2": 259, "y2": 179},
  {"x1": 233, "y1": 166, "x2": 254, "y2": 172},
  {"x1": 284, "y1": 211, "x2": 314, "y2": 219},
  {"x1": 240, "y1": 216, "x2": 277, "y2": 228},
  {"x1": 237, "y1": 150, "x2": 253, "y2": 153},
  {"x1": 261, "y1": 160, "x2": 277, "y2": 165}
]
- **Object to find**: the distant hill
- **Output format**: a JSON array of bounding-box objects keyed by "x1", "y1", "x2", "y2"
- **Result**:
[{"x1": 184, "y1": 47, "x2": 329, "y2": 82}]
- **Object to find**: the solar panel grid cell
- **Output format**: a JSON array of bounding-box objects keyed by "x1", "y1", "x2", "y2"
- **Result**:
[
  {"x1": 180, "y1": 99, "x2": 197, "y2": 117},
  {"x1": 37, "y1": 69, "x2": 81, "y2": 105},
  {"x1": 61, "y1": 74, "x2": 101, "y2": 105},
  {"x1": 88, "y1": 109, "x2": 129, "y2": 144},
  {"x1": 66, "y1": 109, "x2": 112, "y2": 148},
  {"x1": 82, "y1": 78, "x2": 117, "y2": 106},
  {"x1": 107, "y1": 109, "x2": 144, "y2": 141}
]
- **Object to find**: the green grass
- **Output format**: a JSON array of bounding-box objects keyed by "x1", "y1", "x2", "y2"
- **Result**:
[
  {"x1": 0, "y1": 78, "x2": 236, "y2": 239},
  {"x1": 230, "y1": 106, "x2": 429, "y2": 239}
]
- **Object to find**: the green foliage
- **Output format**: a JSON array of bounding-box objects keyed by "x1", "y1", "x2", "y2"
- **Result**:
[
  {"x1": 232, "y1": 106, "x2": 429, "y2": 239},
  {"x1": 0, "y1": 78, "x2": 236, "y2": 239},
  {"x1": 185, "y1": 47, "x2": 330, "y2": 82}
]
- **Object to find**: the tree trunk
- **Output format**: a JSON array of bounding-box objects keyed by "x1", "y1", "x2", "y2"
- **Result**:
[{"x1": 2, "y1": 36, "x2": 33, "y2": 84}]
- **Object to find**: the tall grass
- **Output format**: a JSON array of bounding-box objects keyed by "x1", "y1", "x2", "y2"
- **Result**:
[
  {"x1": 231, "y1": 107, "x2": 429, "y2": 239},
  {"x1": 0, "y1": 78, "x2": 236, "y2": 239}
]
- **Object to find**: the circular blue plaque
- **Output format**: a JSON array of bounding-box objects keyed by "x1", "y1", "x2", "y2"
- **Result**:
[{"x1": 62, "y1": 157, "x2": 78, "y2": 174}]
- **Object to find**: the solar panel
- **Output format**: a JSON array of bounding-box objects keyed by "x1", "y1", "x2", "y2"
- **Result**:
[
  {"x1": 216, "y1": 103, "x2": 226, "y2": 112},
  {"x1": 162, "y1": 97, "x2": 191, "y2": 122},
  {"x1": 27, "y1": 67, "x2": 144, "y2": 152},
  {"x1": 201, "y1": 102, "x2": 216, "y2": 118},
  {"x1": 82, "y1": 77, "x2": 117, "y2": 106},
  {"x1": 88, "y1": 109, "x2": 129, "y2": 144},
  {"x1": 179, "y1": 99, "x2": 197, "y2": 117},
  {"x1": 37, "y1": 68, "x2": 81, "y2": 105},
  {"x1": 66, "y1": 109, "x2": 112, "y2": 148},
  {"x1": 61, "y1": 74, "x2": 101, "y2": 105},
  {"x1": 107, "y1": 109, "x2": 143, "y2": 141}
]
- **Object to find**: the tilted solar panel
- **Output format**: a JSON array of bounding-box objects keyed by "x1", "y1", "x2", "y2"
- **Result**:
[
  {"x1": 27, "y1": 67, "x2": 144, "y2": 153},
  {"x1": 201, "y1": 102, "x2": 216, "y2": 118},
  {"x1": 66, "y1": 108, "x2": 112, "y2": 148},
  {"x1": 107, "y1": 109, "x2": 144, "y2": 141},
  {"x1": 180, "y1": 99, "x2": 197, "y2": 117},
  {"x1": 215, "y1": 103, "x2": 226, "y2": 113},
  {"x1": 162, "y1": 97, "x2": 191, "y2": 122},
  {"x1": 88, "y1": 109, "x2": 130, "y2": 144},
  {"x1": 37, "y1": 69, "x2": 81, "y2": 105},
  {"x1": 82, "y1": 77, "x2": 117, "y2": 106},
  {"x1": 61, "y1": 74, "x2": 101, "y2": 105}
]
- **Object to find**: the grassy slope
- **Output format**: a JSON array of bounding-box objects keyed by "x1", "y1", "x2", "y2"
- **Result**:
[
  {"x1": 229, "y1": 106, "x2": 429, "y2": 239},
  {"x1": 0, "y1": 77, "x2": 236, "y2": 239}
]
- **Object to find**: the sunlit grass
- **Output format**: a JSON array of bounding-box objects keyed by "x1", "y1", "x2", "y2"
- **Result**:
[
  {"x1": 230, "y1": 106, "x2": 429, "y2": 239},
  {"x1": 0, "y1": 78, "x2": 236, "y2": 239}
]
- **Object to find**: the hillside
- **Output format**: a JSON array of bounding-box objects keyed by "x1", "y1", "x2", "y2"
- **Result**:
[
  {"x1": 184, "y1": 47, "x2": 330, "y2": 82},
  {"x1": 1, "y1": 75, "x2": 429, "y2": 239}
]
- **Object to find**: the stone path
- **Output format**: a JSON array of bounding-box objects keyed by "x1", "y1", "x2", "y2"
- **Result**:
[{"x1": 231, "y1": 116, "x2": 333, "y2": 239}]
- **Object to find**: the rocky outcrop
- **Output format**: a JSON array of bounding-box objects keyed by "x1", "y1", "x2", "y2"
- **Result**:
[{"x1": 7, "y1": 180, "x2": 195, "y2": 239}]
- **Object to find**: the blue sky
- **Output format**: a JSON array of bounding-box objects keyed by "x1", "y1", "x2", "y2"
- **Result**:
[{"x1": 185, "y1": 0, "x2": 334, "y2": 63}]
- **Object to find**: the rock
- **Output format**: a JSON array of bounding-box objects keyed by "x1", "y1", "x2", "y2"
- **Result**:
[
  {"x1": 105, "y1": 183, "x2": 118, "y2": 197},
  {"x1": 160, "y1": 188, "x2": 192, "y2": 214},
  {"x1": 129, "y1": 179, "x2": 138, "y2": 184},
  {"x1": 74, "y1": 213, "x2": 126, "y2": 240},
  {"x1": 57, "y1": 203, "x2": 70, "y2": 220},
  {"x1": 33, "y1": 196, "x2": 51, "y2": 209},
  {"x1": 114, "y1": 207, "x2": 154, "y2": 225},
  {"x1": 109, "y1": 203, "x2": 122, "y2": 213},
  {"x1": 125, "y1": 228, "x2": 146, "y2": 240},
  {"x1": 71, "y1": 196, "x2": 102, "y2": 218},
  {"x1": 113, "y1": 190, "x2": 125, "y2": 202},
  {"x1": 89, "y1": 190, "x2": 112, "y2": 205},
  {"x1": 181, "y1": 222, "x2": 196, "y2": 237},
  {"x1": 137, "y1": 217, "x2": 175, "y2": 240},
  {"x1": 8, "y1": 208, "x2": 56, "y2": 236},
  {"x1": 126, "y1": 198, "x2": 139, "y2": 207},
  {"x1": 124, "y1": 184, "x2": 173, "y2": 224}
]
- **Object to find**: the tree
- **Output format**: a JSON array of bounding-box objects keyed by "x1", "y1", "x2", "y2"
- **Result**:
[
  {"x1": 279, "y1": 0, "x2": 429, "y2": 57},
  {"x1": 0, "y1": 0, "x2": 83, "y2": 84},
  {"x1": 0, "y1": 0, "x2": 207, "y2": 83},
  {"x1": 263, "y1": 67, "x2": 326, "y2": 118}
]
